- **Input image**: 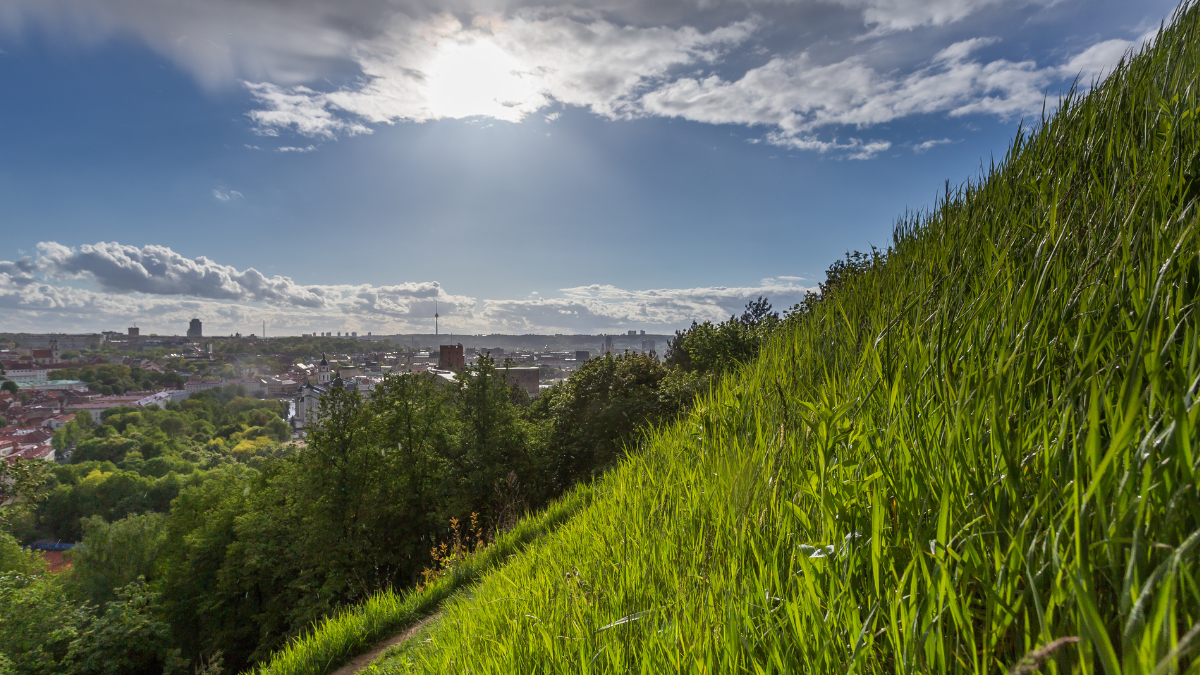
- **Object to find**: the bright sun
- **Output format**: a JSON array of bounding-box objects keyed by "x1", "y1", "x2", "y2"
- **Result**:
[{"x1": 422, "y1": 38, "x2": 545, "y2": 122}]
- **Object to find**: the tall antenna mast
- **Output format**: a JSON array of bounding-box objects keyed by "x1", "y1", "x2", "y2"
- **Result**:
[{"x1": 435, "y1": 300, "x2": 439, "y2": 338}]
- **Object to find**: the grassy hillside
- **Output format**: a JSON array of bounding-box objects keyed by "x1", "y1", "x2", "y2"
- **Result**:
[{"x1": 271, "y1": 3, "x2": 1200, "y2": 672}]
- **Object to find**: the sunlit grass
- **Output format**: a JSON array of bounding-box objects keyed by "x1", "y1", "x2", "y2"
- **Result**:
[{"x1": 351, "y1": 3, "x2": 1200, "y2": 672}]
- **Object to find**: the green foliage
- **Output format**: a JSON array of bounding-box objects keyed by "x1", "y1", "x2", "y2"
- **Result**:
[
  {"x1": 0, "y1": 572, "x2": 183, "y2": 675},
  {"x1": 357, "y1": 6, "x2": 1200, "y2": 673},
  {"x1": 0, "y1": 573, "x2": 81, "y2": 675},
  {"x1": 0, "y1": 459, "x2": 54, "y2": 536},
  {"x1": 47, "y1": 364, "x2": 184, "y2": 395},
  {"x1": 68, "y1": 514, "x2": 167, "y2": 607},
  {"x1": 0, "y1": 381, "x2": 18, "y2": 395},
  {"x1": 0, "y1": 531, "x2": 46, "y2": 576},
  {"x1": 453, "y1": 356, "x2": 538, "y2": 516},
  {"x1": 665, "y1": 295, "x2": 780, "y2": 375},
  {"x1": 64, "y1": 578, "x2": 185, "y2": 675},
  {"x1": 532, "y1": 352, "x2": 681, "y2": 497}
]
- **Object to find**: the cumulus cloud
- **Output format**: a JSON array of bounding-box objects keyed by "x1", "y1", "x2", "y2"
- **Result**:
[
  {"x1": 640, "y1": 36, "x2": 1108, "y2": 152},
  {"x1": 476, "y1": 278, "x2": 814, "y2": 333},
  {"x1": 32, "y1": 242, "x2": 475, "y2": 319},
  {"x1": 830, "y1": 0, "x2": 1008, "y2": 33},
  {"x1": 245, "y1": 12, "x2": 757, "y2": 136},
  {"x1": 239, "y1": 14, "x2": 1153, "y2": 158},
  {"x1": 0, "y1": 242, "x2": 813, "y2": 334}
]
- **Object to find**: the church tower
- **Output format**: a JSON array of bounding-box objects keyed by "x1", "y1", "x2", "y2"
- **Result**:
[{"x1": 317, "y1": 353, "x2": 331, "y2": 385}]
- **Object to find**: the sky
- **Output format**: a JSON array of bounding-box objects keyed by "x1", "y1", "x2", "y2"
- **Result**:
[{"x1": 0, "y1": 0, "x2": 1178, "y2": 336}]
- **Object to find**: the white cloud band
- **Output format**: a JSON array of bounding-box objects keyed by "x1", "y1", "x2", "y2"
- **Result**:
[{"x1": 1, "y1": 242, "x2": 814, "y2": 334}]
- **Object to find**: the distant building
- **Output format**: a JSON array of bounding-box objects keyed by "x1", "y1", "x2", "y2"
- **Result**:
[
  {"x1": 187, "y1": 319, "x2": 203, "y2": 338},
  {"x1": 184, "y1": 373, "x2": 226, "y2": 394},
  {"x1": 439, "y1": 344, "x2": 465, "y2": 371},
  {"x1": 627, "y1": 330, "x2": 637, "y2": 336},
  {"x1": 603, "y1": 335, "x2": 614, "y2": 353},
  {"x1": 11, "y1": 334, "x2": 104, "y2": 351},
  {"x1": 641, "y1": 340, "x2": 656, "y2": 354},
  {"x1": 317, "y1": 353, "x2": 332, "y2": 385},
  {"x1": 4, "y1": 365, "x2": 48, "y2": 381},
  {"x1": 128, "y1": 327, "x2": 140, "y2": 337},
  {"x1": 501, "y1": 366, "x2": 540, "y2": 397},
  {"x1": 575, "y1": 350, "x2": 590, "y2": 362}
]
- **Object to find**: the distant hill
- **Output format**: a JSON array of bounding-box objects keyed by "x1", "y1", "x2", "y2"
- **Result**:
[{"x1": 257, "y1": 2, "x2": 1200, "y2": 672}]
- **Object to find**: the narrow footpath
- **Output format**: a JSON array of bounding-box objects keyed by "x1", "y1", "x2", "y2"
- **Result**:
[{"x1": 328, "y1": 614, "x2": 440, "y2": 675}]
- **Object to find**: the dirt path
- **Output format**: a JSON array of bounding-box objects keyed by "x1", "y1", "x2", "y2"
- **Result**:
[{"x1": 328, "y1": 613, "x2": 440, "y2": 675}]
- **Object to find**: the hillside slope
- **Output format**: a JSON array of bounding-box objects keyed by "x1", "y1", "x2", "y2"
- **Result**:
[{"x1": 330, "y1": 4, "x2": 1200, "y2": 672}]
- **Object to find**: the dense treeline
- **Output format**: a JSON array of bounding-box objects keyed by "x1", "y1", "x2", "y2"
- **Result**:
[
  {"x1": 46, "y1": 364, "x2": 187, "y2": 395},
  {"x1": 1, "y1": 298, "x2": 787, "y2": 673}
]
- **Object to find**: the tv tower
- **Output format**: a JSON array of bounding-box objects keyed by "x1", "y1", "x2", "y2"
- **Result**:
[{"x1": 434, "y1": 300, "x2": 439, "y2": 337}]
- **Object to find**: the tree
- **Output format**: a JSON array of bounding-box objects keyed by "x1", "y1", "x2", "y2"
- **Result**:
[
  {"x1": 454, "y1": 356, "x2": 535, "y2": 519},
  {"x1": 533, "y1": 352, "x2": 673, "y2": 498},
  {"x1": 0, "y1": 573, "x2": 80, "y2": 675},
  {"x1": 68, "y1": 514, "x2": 167, "y2": 607},
  {"x1": 740, "y1": 295, "x2": 779, "y2": 326},
  {"x1": 665, "y1": 296, "x2": 781, "y2": 376},
  {"x1": 64, "y1": 579, "x2": 185, "y2": 675},
  {"x1": 0, "y1": 381, "x2": 18, "y2": 395},
  {"x1": 0, "y1": 530, "x2": 47, "y2": 576},
  {"x1": 0, "y1": 459, "x2": 54, "y2": 536}
]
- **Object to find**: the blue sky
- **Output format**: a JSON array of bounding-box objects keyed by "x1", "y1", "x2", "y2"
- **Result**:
[{"x1": 0, "y1": 0, "x2": 1178, "y2": 336}]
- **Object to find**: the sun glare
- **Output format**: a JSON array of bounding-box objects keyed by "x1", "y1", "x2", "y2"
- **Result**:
[{"x1": 422, "y1": 38, "x2": 545, "y2": 122}]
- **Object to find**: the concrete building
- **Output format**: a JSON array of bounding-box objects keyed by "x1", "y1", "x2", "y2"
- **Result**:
[
  {"x1": 184, "y1": 373, "x2": 227, "y2": 394},
  {"x1": 10, "y1": 334, "x2": 104, "y2": 351},
  {"x1": 500, "y1": 366, "x2": 540, "y2": 397},
  {"x1": 575, "y1": 350, "x2": 590, "y2": 362},
  {"x1": 14, "y1": 380, "x2": 88, "y2": 393},
  {"x1": 128, "y1": 327, "x2": 140, "y2": 337},
  {"x1": 187, "y1": 319, "x2": 203, "y2": 338},
  {"x1": 439, "y1": 344, "x2": 465, "y2": 371},
  {"x1": 4, "y1": 366, "x2": 48, "y2": 381}
]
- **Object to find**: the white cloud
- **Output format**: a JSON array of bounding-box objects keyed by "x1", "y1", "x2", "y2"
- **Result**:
[
  {"x1": 913, "y1": 137, "x2": 952, "y2": 152},
  {"x1": 1, "y1": 242, "x2": 814, "y2": 334},
  {"x1": 830, "y1": 0, "x2": 1008, "y2": 33},
  {"x1": 245, "y1": 12, "x2": 757, "y2": 136},
  {"x1": 239, "y1": 14, "x2": 1150, "y2": 159},
  {"x1": 33, "y1": 241, "x2": 479, "y2": 319},
  {"x1": 212, "y1": 188, "x2": 243, "y2": 201},
  {"x1": 476, "y1": 279, "x2": 814, "y2": 333},
  {"x1": 1058, "y1": 31, "x2": 1156, "y2": 83}
]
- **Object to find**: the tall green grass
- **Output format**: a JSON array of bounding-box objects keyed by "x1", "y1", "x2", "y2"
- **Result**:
[
  {"x1": 247, "y1": 485, "x2": 592, "y2": 675},
  {"x1": 359, "y1": 4, "x2": 1200, "y2": 673}
]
